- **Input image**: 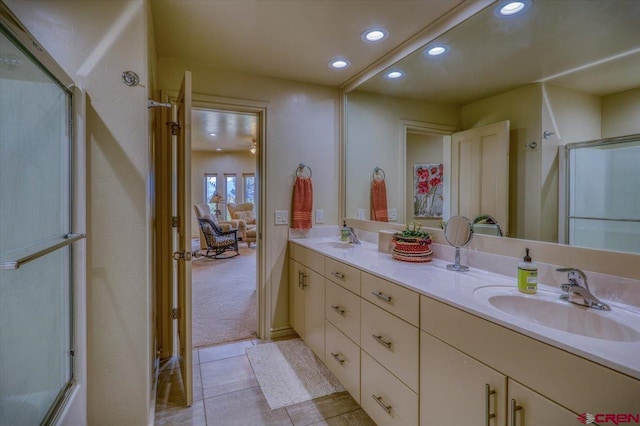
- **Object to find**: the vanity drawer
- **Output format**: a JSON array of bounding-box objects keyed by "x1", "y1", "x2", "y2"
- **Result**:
[
  {"x1": 361, "y1": 300, "x2": 419, "y2": 392},
  {"x1": 325, "y1": 321, "x2": 361, "y2": 404},
  {"x1": 290, "y1": 243, "x2": 324, "y2": 274},
  {"x1": 325, "y1": 280, "x2": 361, "y2": 344},
  {"x1": 361, "y1": 350, "x2": 418, "y2": 426},
  {"x1": 325, "y1": 258, "x2": 361, "y2": 295},
  {"x1": 361, "y1": 272, "x2": 419, "y2": 326}
]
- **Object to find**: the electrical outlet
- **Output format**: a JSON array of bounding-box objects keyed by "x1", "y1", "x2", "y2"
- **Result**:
[
  {"x1": 357, "y1": 208, "x2": 365, "y2": 220},
  {"x1": 315, "y1": 209, "x2": 324, "y2": 224},
  {"x1": 388, "y1": 208, "x2": 398, "y2": 221},
  {"x1": 275, "y1": 210, "x2": 289, "y2": 225}
]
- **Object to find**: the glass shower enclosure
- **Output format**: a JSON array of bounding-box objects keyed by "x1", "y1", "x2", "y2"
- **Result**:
[
  {"x1": 0, "y1": 19, "x2": 79, "y2": 425},
  {"x1": 562, "y1": 135, "x2": 640, "y2": 254}
]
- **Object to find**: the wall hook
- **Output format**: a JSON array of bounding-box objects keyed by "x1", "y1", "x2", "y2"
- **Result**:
[
  {"x1": 543, "y1": 130, "x2": 555, "y2": 139},
  {"x1": 121, "y1": 71, "x2": 139, "y2": 87},
  {"x1": 525, "y1": 141, "x2": 538, "y2": 150}
]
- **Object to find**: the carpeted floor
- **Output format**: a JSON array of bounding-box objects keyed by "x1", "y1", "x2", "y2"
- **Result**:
[{"x1": 191, "y1": 242, "x2": 257, "y2": 348}]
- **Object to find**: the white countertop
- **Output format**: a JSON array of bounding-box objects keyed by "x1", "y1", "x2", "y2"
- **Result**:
[{"x1": 290, "y1": 237, "x2": 640, "y2": 380}]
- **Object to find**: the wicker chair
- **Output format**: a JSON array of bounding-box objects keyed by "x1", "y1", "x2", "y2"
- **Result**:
[{"x1": 197, "y1": 217, "x2": 239, "y2": 259}]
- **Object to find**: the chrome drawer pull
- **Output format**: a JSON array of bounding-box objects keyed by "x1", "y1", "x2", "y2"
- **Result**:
[
  {"x1": 485, "y1": 384, "x2": 496, "y2": 426},
  {"x1": 510, "y1": 399, "x2": 522, "y2": 426},
  {"x1": 372, "y1": 291, "x2": 392, "y2": 303},
  {"x1": 331, "y1": 305, "x2": 346, "y2": 315},
  {"x1": 331, "y1": 271, "x2": 345, "y2": 279},
  {"x1": 331, "y1": 352, "x2": 345, "y2": 365},
  {"x1": 371, "y1": 394, "x2": 392, "y2": 414},
  {"x1": 371, "y1": 334, "x2": 392, "y2": 349}
]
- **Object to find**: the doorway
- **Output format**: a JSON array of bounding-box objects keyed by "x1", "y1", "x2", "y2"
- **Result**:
[{"x1": 190, "y1": 107, "x2": 260, "y2": 348}]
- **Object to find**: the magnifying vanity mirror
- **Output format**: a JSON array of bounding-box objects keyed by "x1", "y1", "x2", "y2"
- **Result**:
[
  {"x1": 343, "y1": 0, "x2": 640, "y2": 255},
  {"x1": 444, "y1": 216, "x2": 473, "y2": 272}
]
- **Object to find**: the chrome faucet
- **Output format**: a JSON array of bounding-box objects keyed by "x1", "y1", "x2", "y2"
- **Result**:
[
  {"x1": 346, "y1": 227, "x2": 361, "y2": 244},
  {"x1": 556, "y1": 268, "x2": 611, "y2": 311}
]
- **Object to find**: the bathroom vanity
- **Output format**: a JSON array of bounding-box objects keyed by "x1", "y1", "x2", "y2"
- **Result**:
[{"x1": 289, "y1": 238, "x2": 640, "y2": 426}]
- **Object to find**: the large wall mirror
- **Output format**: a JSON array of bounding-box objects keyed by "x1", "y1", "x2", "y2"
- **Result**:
[{"x1": 344, "y1": 0, "x2": 640, "y2": 254}]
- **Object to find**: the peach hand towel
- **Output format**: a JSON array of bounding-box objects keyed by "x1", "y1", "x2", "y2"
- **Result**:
[
  {"x1": 292, "y1": 176, "x2": 313, "y2": 229},
  {"x1": 371, "y1": 179, "x2": 389, "y2": 222}
]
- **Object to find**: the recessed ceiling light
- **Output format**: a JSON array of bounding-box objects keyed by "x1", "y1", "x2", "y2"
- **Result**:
[
  {"x1": 329, "y1": 58, "x2": 351, "y2": 69},
  {"x1": 215, "y1": 148, "x2": 222, "y2": 151},
  {"x1": 385, "y1": 71, "x2": 404, "y2": 79},
  {"x1": 209, "y1": 133, "x2": 216, "y2": 136},
  {"x1": 425, "y1": 45, "x2": 447, "y2": 56},
  {"x1": 496, "y1": 0, "x2": 531, "y2": 17},
  {"x1": 361, "y1": 28, "x2": 388, "y2": 43}
]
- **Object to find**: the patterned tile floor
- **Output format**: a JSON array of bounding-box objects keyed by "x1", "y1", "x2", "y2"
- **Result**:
[{"x1": 154, "y1": 337, "x2": 376, "y2": 425}]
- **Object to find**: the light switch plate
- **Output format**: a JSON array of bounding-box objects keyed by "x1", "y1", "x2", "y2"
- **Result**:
[
  {"x1": 357, "y1": 208, "x2": 365, "y2": 220},
  {"x1": 315, "y1": 209, "x2": 324, "y2": 224},
  {"x1": 275, "y1": 210, "x2": 289, "y2": 225},
  {"x1": 388, "y1": 208, "x2": 398, "y2": 221}
]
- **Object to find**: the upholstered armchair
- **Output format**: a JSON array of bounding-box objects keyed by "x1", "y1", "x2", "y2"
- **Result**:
[
  {"x1": 227, "y1": 202, "x2": 257, "y2": 240},
  {"x1": 193, "y1": 204, "x2": 245, "y2": 250}
]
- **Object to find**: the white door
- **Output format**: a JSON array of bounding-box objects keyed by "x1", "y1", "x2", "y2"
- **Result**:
[
  {"x1": 173, "y1": 71, "x2": 193, "y2": 405},
  {"x1": 451, "y1": 121, "x2": 510, "y2": 232}
]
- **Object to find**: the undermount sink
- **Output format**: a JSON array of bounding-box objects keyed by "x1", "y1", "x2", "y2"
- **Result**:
[
  {"x1": 473, "y1": 286, "x2": 640, "y2": 342},
  {"x1": 316, "y1": 241, "x2": 358, "y2": 249}
]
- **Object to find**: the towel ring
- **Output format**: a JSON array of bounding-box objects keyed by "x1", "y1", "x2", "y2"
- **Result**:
[
  {"x1": 296, "y1": 163, "x2": 312, "y2": 178},
  {"x1": 372, "y1": 167, "x2": 385, "y2": 181}
]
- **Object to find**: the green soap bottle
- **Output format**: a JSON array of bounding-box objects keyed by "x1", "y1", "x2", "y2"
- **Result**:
[
  {"x1": 340, "y1": 221, "x2": 350, "y2": 242},
  {"x1": 517, "y1": 248, "x2": 537, "y2": 294}
]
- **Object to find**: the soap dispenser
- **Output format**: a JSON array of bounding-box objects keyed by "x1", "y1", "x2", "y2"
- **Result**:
[
  {"x1": 517, "y1": 248, "x2": 538, "y2": 294},
  {"x1": 340, "y1": 221, "x2": 349, "y2": 242}
]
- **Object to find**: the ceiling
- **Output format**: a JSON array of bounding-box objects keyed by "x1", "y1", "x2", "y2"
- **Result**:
[
  {"x1": 356, "y1": 0, "x2": 640, "y2": 104},
  {"x1": 151, "y1": 0, "x2": 469, "y2": 152},
  {"x1": 150, "y1": 0, "x2": 465, "y2": 88}
]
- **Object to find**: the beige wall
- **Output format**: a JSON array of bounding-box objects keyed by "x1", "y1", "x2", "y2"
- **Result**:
[
  {"x1": 191, "y1": 150, "x2": 256, "y2": 234},
  {"x1": 6, "y1": 1, "x2": 154, "y2": 424},
  {"x1": 541, "y1": 84, "x2": 601, "y2": 243},
  {"x1": 159, "y1": 57, "x2": 340, "y2": 335},
  {"x1": 346, "y1": 90, "x2": 460, "y2": 220},
  {"x1": 602, "y1": 87, "x2": 640, "y2": 137}
]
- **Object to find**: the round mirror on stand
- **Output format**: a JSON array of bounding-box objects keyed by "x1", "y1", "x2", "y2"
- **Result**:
[{"x1": 444, "y1": 215, "x2": 473, "y2": 272}]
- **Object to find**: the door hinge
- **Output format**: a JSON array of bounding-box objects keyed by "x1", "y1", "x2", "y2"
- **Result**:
[
  {"x1": 171, "y1": 216, "x2": 179, "y2": 227},
  {"x1": 171, "y1": 308, "x2": 180, "y2": 320},
  {"x1": 167, "y1": 121, "x2": 181, "y2": 135}
]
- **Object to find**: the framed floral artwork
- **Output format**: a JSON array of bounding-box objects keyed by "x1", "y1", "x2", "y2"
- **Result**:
[{"x1": 414, "y1": 163, "x2": 443, "y2": 218}]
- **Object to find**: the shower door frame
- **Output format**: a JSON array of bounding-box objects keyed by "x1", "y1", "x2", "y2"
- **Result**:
[
  {"x1": 0, "y1": 5, "x2": 87, "y2": 424},
  {"x1": 559, "y1": 133, "x2": 640, "y2": 249}
]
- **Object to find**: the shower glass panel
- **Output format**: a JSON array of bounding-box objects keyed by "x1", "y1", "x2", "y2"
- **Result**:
[
  {"x1": 567, "y1": 137, "x2": 640, "y2": 253},
  {"x1": 0, "y1": 23, "x2": 74, "y2": 425}
]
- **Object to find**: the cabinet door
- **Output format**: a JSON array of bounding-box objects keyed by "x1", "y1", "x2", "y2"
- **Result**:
[
  {"x1": 289, "y1": 259, "x2": 305, "y2": 337},
  {"x1": 421, "y1": 332, "x2": 506, "y2": 426},
  {"x1": 304, "y1": 268, "x2": 325, "y2": 361},
  {"x1": 508, "y1": 379, "x2": 579, "y2": 426}
]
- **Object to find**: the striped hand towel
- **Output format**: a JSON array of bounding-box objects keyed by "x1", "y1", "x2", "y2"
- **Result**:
[
  {"x1": 371, "y1": 179, "x2": 389, "y2": 222},
  {"x1": 292, "y1": 176, "x2": 313, "y2": 229}
]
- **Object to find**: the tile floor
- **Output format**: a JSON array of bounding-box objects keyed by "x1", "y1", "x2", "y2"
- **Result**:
[{"x1": 154, "y1": 338, "x2": 376, "y2": 425}]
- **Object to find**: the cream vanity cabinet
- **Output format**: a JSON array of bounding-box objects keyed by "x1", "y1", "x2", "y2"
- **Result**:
[
  {"x1": 420, "y1": 296, "x2": 640, "y2": 426},
  {"x1": 358, "y1": 272, "x2": 420, "y2": 425},
  {"x1": 289, "y1": 244, "x2": 325, "y2": 361},
  {"x1": 324, "y1": 257, "x2": 362, "y2": 403}
]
